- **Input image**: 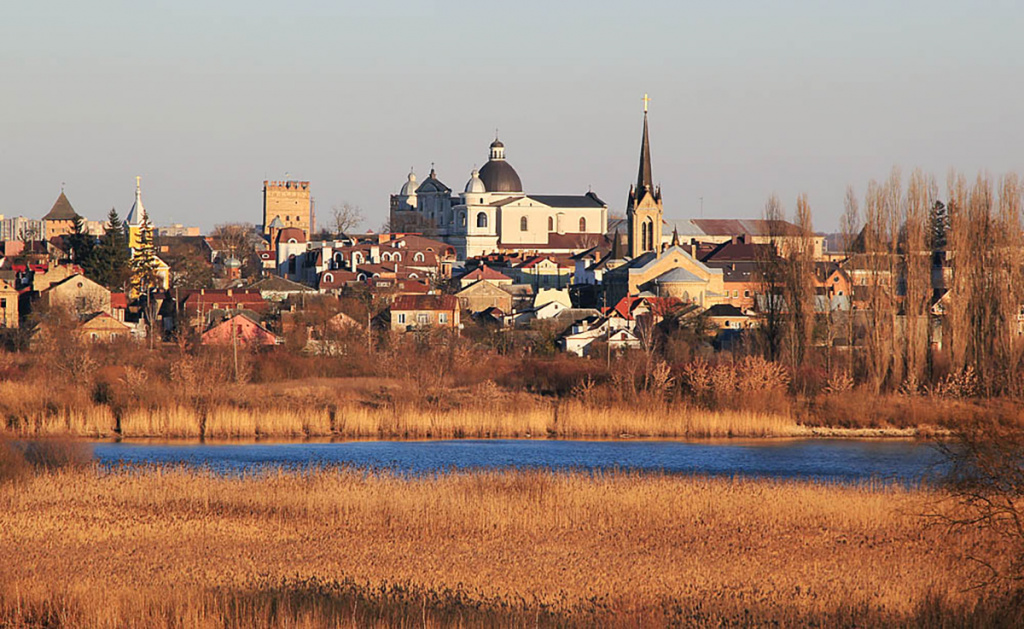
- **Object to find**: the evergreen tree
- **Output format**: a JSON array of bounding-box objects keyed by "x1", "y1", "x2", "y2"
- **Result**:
[
  {"x1": 66, "y1": 215, "x2": 95, "y2": 272},
  {"x1": 130, "y1": 215, "x2": 161, "y2": 297},
  {"x1": 929, "y1": 200, "x2": 949, "y2": 251},
  {"x1": 91, "y1": 208, "x2": 132, "y2": 290}
]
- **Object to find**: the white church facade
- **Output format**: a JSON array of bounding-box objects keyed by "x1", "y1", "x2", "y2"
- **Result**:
[{"x1": 390, "y1": 139, "x2": 608, "y2": 259}]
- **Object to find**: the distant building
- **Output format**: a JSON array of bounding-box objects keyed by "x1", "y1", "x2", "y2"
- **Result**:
[
  {"x1": 202, "y1": 312, "x2": 278, "y2": 346},
  {"x1": 0, "y1": 216, "x2": 43, "y2": 241},
  {"x1": 263, "y1": 180, "x2": 312, "y2": 240},
  {"x1": 157, "y1": 224, "x2": 201, "y2": 238}
]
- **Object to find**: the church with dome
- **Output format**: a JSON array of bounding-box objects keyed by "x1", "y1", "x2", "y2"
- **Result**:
[{"x1": 390, "y1": 138, "x2": 608, "y2": 259}]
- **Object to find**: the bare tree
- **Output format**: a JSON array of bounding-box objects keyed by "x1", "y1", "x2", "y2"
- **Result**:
[
  {"x1": 903, "y1": 169, "x2": 932, "y2": 387},
  {"x1": 331, "y1": 203, "x2": 365, "y2": 237},
  {"x1": 755, "y1": 194, "x2": 787, "y2": 362}
]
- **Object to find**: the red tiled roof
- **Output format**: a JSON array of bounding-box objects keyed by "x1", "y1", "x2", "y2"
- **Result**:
[
  {"x1": 391, "y1": 294, "x2": 457, "y2": 311},
  {"x1": 461, "y1": 266, "x2": 512, "y2": 282},
  {"x1": 110, "y1": 293, "x2": 128, "y2": 309}
]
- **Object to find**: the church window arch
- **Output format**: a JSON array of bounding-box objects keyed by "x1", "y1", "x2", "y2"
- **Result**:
[
  {"x1": 579, "y1": 217, "x2": 587, "y2": 232},
  {"x1": 288, "y1": 255, "x2": 297, "y2": 275},
  {"x1": 640, "y1": 222, "x2": 648, "y2": 251},
  {"x1": 287, "y1": 238, "x2": 297, "y2": 244},
  {"x1": 414, "y1": 252, "x2": 425, "y2": 262},
  {"x1": 382, "y1": 252, "x2": 392, "y2": 262},
  {"x1": 459, "y1": 212, "x2": 466, "y2": 227},
  {"x1": 393, "y1": 252, "x2": 401, "y2": 262},
  {"x1": 353, "y1": 251, "x2": 363, "y2": 263},
  {"x1": 476, "y1": 212, "x2": 488, "y2": 228},
  {"x1": 334, "y1": 252, "x2": 344, "y2": 267},
  {"x1": 409, "y1": 273, "x2": 419, "y2": 278},
  {"x1": 520, "y1": 216, "x2": 528, "y2": 232},
  {"x1": 324, "y1": 272, "x2": 334, "y2": 283},
  {"x1": 548, "y1": 216, "x2": 554, "y2": 231},
  {"x1": 357, "y1": 273, "x2": 367, "y2": 281}
]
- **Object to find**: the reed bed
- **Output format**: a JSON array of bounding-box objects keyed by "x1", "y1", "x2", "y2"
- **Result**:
[
  {"x1": 0, "y1": 465, "x2": 1015, "y2": 627},
  {"x1": 6, "y1": 394, "x2": 804, "y2": 441}
]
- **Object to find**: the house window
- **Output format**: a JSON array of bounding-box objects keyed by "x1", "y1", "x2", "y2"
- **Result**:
[
  {"x1": 439, "y1": 312, "x2": 448, "y2": 324},
  {"x1": 520, "y1": 217, "x2": 528, "y2": 231},
  {"x1": 733, "y1": 290, "x2": 739, "y2": 298},
  {"x1": 397, "y1": 313, "x2": 406, "y2": 324},
  {"x1": 548, "y1": 216, "x2": 554, "y2": 231},
  {"x1": 579, "y1": 217, "x2": 587, "y2": 231},
  {"x1": 0, "y1": 299, "x2": 5, "y2": 309},
  {"x1": 477, "y1": 212, "x2": 488, "y2": 228},
  {"x1": 417, "y1": 313, "x2": 429, "y2": 325},
  {"x1": 744, "y1": 290, "x2": 751, "y2": 298}
]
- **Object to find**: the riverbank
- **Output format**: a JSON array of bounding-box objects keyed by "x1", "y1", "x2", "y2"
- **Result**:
[
  {"x1": 0, "y1": 376, "x2": 979, "y2": 442},
  {"x1": 0, "y1": 465, "x2": 1016, "y2": 627}
]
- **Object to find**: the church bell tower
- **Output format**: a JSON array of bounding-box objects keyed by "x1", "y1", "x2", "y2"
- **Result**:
[{"x1": 627, "y1": 94, "x2": 663, "y2": 258}]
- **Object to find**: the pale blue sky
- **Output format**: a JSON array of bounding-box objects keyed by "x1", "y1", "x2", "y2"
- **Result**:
[{"x1": 1, "y1": 1, "x2": 1020, "y2": 232}]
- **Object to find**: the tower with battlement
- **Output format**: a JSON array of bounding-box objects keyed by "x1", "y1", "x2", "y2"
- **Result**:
[{"x1": 263, "y1": 180, "x2": 312, "y2": 239}]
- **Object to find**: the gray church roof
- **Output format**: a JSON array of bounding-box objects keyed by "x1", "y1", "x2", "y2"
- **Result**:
[{"x1": 655, "y1": 267, "x2": 704, "y2": 284}]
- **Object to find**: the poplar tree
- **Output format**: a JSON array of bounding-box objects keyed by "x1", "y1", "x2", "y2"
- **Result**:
[{"x1": 130, "y1": 216, "x2": 161, "y2": 296}]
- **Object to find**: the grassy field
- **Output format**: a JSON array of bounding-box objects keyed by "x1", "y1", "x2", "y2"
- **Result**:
[{"x1": 0, "y1": 463, "x2": 1017, "y2": 627}]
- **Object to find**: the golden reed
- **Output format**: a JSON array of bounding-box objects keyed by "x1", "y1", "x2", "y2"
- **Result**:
[{"x1": 0, "y1": 466, "x2": 1015, "y2": 627}]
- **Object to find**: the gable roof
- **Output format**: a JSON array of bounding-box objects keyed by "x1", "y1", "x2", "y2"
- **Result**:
[
  {"x1": 460, "y1": 266, "x2": 512, "y2": 282},
  {"x1": 42, "y1": 192, "x2": 81, "y2": 221},
  {"x1": 391, "y1": 294, "x2": 458, "y2": 311},
  {"x1": 456, "y1": 280, "x2": 512, "y2": 297}
]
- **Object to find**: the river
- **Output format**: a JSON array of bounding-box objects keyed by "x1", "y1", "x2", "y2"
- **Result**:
[{"x1": 93, "y1": 438, "x2": 945, "y2": 484}]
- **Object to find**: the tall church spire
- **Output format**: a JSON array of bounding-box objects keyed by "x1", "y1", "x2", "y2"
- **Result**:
[
  {"x1": 636, "y1": 108, "x2": 653, "y2": 196},
  {"x1": 626, "y1": 96, "x2": 664, "y2": 258}
]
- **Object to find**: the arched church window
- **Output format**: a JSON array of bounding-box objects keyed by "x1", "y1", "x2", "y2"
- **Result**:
[
  {"x1": 289, "y1": 255, "x2": 297, "y2": 275},
  {"x1": 477, "y1": 212, "x2": 488, "y2": 228},
  {"x1": 579, "y1": 217, "x2": 587, "y2": 232},
  {"x1": 640, "y1": 222, "x2": 648, "y2": 251},
  {"x1": 393, "y1": 253, "x2": 402, "y2": 261},
  {"x1": 414, "y1": 252, "x2": 425, "y2": 262},
  {"x1": 548, "y1": 216, "x2": 554, "y2": 231},
  {"x1": 520, "y1": 217, "x2": 528, "y2": 232}
]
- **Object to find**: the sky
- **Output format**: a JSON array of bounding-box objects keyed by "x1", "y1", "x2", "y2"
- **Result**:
[{"x1": 1, "y1": 0, "x2": 1021, "y2": 233}]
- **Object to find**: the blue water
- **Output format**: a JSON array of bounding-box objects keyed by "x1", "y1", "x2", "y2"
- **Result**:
[{"x1": 93, "y1": 439, "x2": 946, "y2": 484}]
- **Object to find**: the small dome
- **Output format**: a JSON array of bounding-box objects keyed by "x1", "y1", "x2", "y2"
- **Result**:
[
  {"x1": 490, "y1": 139, "x2": 504, "y2": 149},
  {"x1": 399, "y1": 170, "x2": 418, "y2": 196},
  {"x1": 224, "y1": 257, "x2": 242, "y2": 269},
  {"x1": 464, "y1": 169, "x2": 487, "y2": 194}
]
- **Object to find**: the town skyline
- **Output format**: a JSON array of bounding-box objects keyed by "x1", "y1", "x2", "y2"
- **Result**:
[{"x1": 3, "y1": 1, "x2": 1021, "y2": 232}]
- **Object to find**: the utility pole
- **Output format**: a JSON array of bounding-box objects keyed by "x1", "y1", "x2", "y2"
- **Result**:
[{"x1": 232, "y1": 307, "x2": 238, "y2": 382}]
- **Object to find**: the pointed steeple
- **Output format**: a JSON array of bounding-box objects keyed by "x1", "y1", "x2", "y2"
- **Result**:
[
  {"x1": 126, "y1": 176, "x2": 147, "y2": 226},
  {"x1": 610, "y1": 228, "x2": 626, "y2": 260},
  {"x1": 636, "y1": 111, "x2": 653, "y2": 197},
  {"x1": 671, "y1": 227, "x2": 680, "y2": 247}
]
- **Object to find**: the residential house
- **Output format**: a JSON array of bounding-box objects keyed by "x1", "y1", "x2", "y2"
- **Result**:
[
  {"x1": 201, "y1": 312, "x2": 278, "y2": 346},
  {"x1": 0, "y1": 279, "x2": 18, "y2": 327},
  {"x1": 79, "y1": 312, "x2": 132, "y2": 342},
  {"x1": 390, "y1": 294, "x2": 460, "y2": 332},
  {"x1": 41, "y1": 273, "x2": 111, "y2": 317},
  {"x1": 455, "y1": 280, "x2": 513, "y2": 314}
]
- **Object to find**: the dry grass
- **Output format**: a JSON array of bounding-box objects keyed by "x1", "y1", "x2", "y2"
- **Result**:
[{"x1": 0, "y1": 466, "x2": 1016, "y2": 627}]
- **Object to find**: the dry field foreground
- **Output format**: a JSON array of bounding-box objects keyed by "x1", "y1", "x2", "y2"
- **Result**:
[{"x1": 0, "y1": 467, "x2": 1018, "y2": 628}]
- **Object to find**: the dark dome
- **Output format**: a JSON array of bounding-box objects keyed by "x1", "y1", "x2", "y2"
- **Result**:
[
  {"x1": 490, "y1": 139, "x2": 504, "y2": 148},
  {"x1": 478, "y1": 159, "x2": 522, "y2": 193}
]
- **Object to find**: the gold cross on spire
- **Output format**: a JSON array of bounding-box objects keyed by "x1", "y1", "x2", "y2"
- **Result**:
[{"x1": 642, "y1": 93, "x2": 650, "y2": 113}]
